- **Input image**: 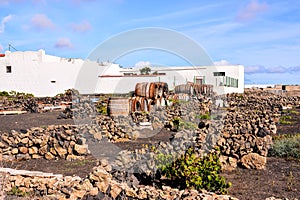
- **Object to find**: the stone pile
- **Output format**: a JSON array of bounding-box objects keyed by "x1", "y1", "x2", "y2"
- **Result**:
[
  {"x1": 58, "y1": 93, "x2": 110, "y2": 120},
  {"x1": 111, "y1": 90, "x2": 300, "y2": 171},
  {"x1": 84, "y1": 116, "x2": 132, "y2": 142},
  {"x1": 0, "y1": 97, "x2": 39, "y2": 112},
  {"x1": 145, "y1": 97, "x2": 212, "y2": 131},
  {"x1": 218, "y1": 91, "x2": 300, "y2": 170},
  {"x1": 71, "y1": 96, "x2": 98, "y2": 120},
  {"x1": 0, "y1": 89, "x2": 74, "y2": 113},
  {"x1": 112, "y1": 129, "x2": 207, "y2": 176},
  {"x1": 0, "y1": 125, "x2": 89, "y2": 161},
  {"x1": 2, "y1": 160, "x2": 238, "y2": 200}
]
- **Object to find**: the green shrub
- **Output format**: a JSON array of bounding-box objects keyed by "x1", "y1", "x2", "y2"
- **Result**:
[
  {"x1": 272, "y1": 133, "x2": 300, "y2": 141},
  {"x1": 171, "y1": 117, "x2": 181, "y2": 131},
  {"x1": 289, "y1": 110, "x2": 299, "y2": 115},
  {"x1": 0, "y1": 91, "x2": 9, "y2": 96},
  {"x1": 96, "y1": 103, "x2": 107, "y2": 115},
  {"x1": 180, "y1": 121, "x2": 197, "y2": 130},
  {"x1": 279, "y1": 115, "x2": 293, "y2": 125},
  {"x1": 7, "y1": 186, "x2": 30, "y2": 197},
  {"x1": 196, "y1": 113, "x2": 211, "y2": 120},
  {"x1": 157, "y1": 148, "x2": 231, "y2": 194},
  {"x1": 281, "y1": 115, "x2": 292, "y2": 120},
  {"x1": 282, "y1": 109, "x2": 299, "y2": 115},
  {"x1": 269, "y1": 135, "x2": 300, "y2": 159},
  {"x1": 171, "y1": 117, "x2": 197, "y2": 131},
  {"x1": 280, "y1": 120, "x2": 293, "y2": 125},
  {"x1": 168, "y1": 98, "x2": 179, "y2": 104}
]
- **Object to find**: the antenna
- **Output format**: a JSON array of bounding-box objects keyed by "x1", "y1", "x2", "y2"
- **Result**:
[{"x1": 8, "y1": 44, "x2": 18, "y2": 51}]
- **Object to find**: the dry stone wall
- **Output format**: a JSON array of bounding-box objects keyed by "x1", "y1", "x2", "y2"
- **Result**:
[
  {"x1": 2, "y1": 160, "x2": 238, "y2": 200},
  {"x1": 0, "y1": 89, "x2": 73, "y2": 113},
  {"x1": 0, "y1": 125, "x2": 89, "y2": 161},
  {"x1": 218, "y1": 91, "x2": 300, "y2": 170},
  {"x1": 1, "y1": 89, "x2": 300, "y2": 199}
]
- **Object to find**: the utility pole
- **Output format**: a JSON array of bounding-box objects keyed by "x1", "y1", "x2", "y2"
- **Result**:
[{"x1": 8, "y1": 44, "x2": 17, "y2": 51}]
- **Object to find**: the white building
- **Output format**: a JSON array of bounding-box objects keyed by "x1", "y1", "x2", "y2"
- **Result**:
[{"x1": 0, "y1": 50, "x2": 244, "y2": 96}]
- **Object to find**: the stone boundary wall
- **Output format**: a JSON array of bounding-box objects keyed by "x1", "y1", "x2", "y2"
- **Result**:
[
  {"x1": 218, "y1": 92, "x2": 300, "y2": 170},
  {"x1": 1, "y1": 160, "x2": 238, "y2": 200},
  {"x1": 0, "y1": 90, "x2": 299, "y2": 199},
  {"x1": 0, "y1": 125, "x2": 88, "y2": 161}
]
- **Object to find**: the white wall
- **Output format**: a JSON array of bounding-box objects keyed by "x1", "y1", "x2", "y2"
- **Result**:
[
  {"x1": 0, "y1": 50, "x2": 84, "y2": 96},
  {"x1": 96, "y1": 65, "x2": 244, "y2": 95},
  {"x1": 0, "y1": 50, "x2": 244, "y2": 96},
  {"x1": 204, "y1": 65, "x2": 244, "y2": 94}
]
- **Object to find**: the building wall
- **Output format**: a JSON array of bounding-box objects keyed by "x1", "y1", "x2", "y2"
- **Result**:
[
  {"x1": 207, "y1": 65, "x2": 244, "y2": 94},
  {"x1": 0, "y1": 50, "x2": 84, "y2": 96},
  {"x1": 0, "y1": 50, "x2": 244, "y2": 96},
  {"x1": 95, "y1": 65, "x2": 244, "y2": 95}
]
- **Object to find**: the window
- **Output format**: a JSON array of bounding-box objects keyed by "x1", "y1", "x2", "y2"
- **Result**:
[
  {"x1": 213, "y1": 72, "x2": 225, "y2": 76},
  {"x1": 224, "y1": 77, "x2": 239, "y2": 88},
  {"x1": 6, "y1": 66, "x2": 12, "y2": 73},
  {"x1": 194, "y1": 76, "x2": 204, "y2": 84}
]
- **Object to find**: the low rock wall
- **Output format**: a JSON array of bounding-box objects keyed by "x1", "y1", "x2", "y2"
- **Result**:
[
  {"x1": 2, "y1": 160, "x2": 238, "y2": 200},
  {"x1": 0, "y1": 125, "x2": 88, "y2": 161}
]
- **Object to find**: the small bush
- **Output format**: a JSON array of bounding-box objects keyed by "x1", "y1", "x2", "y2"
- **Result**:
[
  {"x1": 289, "y1": 110, "x2": 299, "y2": 115},
  {"x1": 283, "y1": 109, "x2": 299, "y2": 115},
  {"x1": 180, "y1": 121, "x2": 197, "y2": 130},
  {"x1": 196, "y1": 113, "x2": 211, "y2": 120},
  {"x1": 171, "y1": 117, "x2": 197, "y2": 131},
  {"x1": 96, "y1": 103, "x2": 107, "y2": 115},
  {"x1": 280, "y1": 120, "x2": 293, "y2": 125},
  {"x1": 158, "y1": 148, "x2": 231, "y2": 194},
  {"x1": 0, "y1": 91, "x2": 9, "y2": 96},
  {"x1": 268, "y1": 135, "x2": 300, "y2": 159},
  {"x1": 171, "y1": 117, "x2": 181, "y2": 131},
  {"x1": 279, "y1": 115, "x2": 293, "y2": 125},
  {"x1": 281, "y1": 116, "x2": 292, "y2": 120},
  {"x1": 7, "y1": 186, "x2": 30, "y2": 197}
]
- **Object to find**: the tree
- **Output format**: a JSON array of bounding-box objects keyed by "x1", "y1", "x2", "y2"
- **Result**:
[{"x1": 140, "y1": 67, "x2": 151, "y2": 75}]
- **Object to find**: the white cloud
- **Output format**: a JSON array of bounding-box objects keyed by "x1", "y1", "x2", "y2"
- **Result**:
[
  {"x1": 31, "y1": 14, "x2": 55, "y2": 30},
  {"x1": 214, "y1": 60, "x2": 231, "y2": 66},
  {"x1": 134, "y1": 61, "x2": 151, "y2": 69},
  {"x1": 244, "y1": 65, "x2": 300, "y2": 74},
  {"x1": 290, "y1": 66, "x2": 300, "y2": 72},
  {"x1": 0, "y1": 44, "x2": 3, "y2": 52},
  {"x1": 245, "y1": 65, "x2": 265, "y2": 73},
  {"x1": 126, "y1": 3, "x2": 225, "y2": 25},
  {"x1": 54, "y1": 38, "x2": 73, "y2": 49},
  {"x1": 267, "y1": 66, "x2": 286, "y2": 73},
  {"x1": 236, "y1": 0, "x2": 268, "y2": 22},
  {"x1": 0, "y1": 14, "x2": 12, "y2": 33},
  {"x1": 71, "y1": 20, "x2": 91, "y2": 33}
]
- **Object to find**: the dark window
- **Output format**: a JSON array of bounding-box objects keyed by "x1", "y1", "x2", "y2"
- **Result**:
[
  {"x1": 51, "y1": 80, "x2": 56, "y2": 83},
  {"x1": 6, "y1": 66, "x2": 12, "y2": 73},
  {"x1": 213, "y1": 72, "x2": 225, "y2": 76}
]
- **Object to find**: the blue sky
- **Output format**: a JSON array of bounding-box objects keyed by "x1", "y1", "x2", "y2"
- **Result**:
[{"x1": 0, "y1": 0, "x2": 300, "y2": 85}]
